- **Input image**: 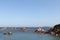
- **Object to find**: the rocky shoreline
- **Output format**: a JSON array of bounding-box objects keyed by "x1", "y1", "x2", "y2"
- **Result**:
[
  {"x1": 47, "y1": 24, "x2": 60, "y2": 36},
  {"x1": 34, "y1": 24, "x2": 60, "y2": 36},
  {"x1": 0, "y1": 24, "x2": 60, "y2": 36}
]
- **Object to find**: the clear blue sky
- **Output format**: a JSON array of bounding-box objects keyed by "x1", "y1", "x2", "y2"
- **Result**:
[{"x1": 0, "y1": 0, "x2": 60, "y2": 27}]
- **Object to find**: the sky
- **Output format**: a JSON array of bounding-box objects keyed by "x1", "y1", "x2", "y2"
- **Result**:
[{"x1": 0, "y1": 0, "x2": 60, "y2": 27}]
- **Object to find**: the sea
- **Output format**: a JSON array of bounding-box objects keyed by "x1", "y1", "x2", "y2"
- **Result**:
[{"x1": 0, "y1": 27, "x2": 60, "y2": 40}]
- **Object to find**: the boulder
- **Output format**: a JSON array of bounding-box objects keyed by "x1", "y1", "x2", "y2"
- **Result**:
[
  {"x1": 47, "y1": 24, "x2": 60, "y2": 36},
  {"x1": 4, "y1": 32, "x2": 12, "y2": 35}
]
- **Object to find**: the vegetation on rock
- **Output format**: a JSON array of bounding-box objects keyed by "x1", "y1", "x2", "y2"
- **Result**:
[{"x1": 48, "y1": 24, "x2": 60, "y2": 36}]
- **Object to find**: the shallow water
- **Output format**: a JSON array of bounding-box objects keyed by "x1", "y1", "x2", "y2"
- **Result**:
[{"x1": 0, "y1": 27, "x2": 60, "y2": 40}]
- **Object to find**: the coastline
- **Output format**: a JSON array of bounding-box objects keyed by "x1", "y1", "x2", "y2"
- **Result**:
[{"x1": 0, "y1": 24, "x2": 60, "y2": 36}]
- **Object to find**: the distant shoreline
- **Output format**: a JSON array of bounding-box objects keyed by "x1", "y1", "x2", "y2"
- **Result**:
[{"x1": 0, "y1": 27, "x2": 50, "y2": 30}]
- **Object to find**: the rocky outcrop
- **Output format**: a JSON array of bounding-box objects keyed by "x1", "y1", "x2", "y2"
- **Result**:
[
  {"x1": 35, "y1": 27, "x2": 46, "y2": 33},
  {"x1": 47, "y1": 24, "x2": 60, "y2": 36},
  {"x1": 4, "y1": 32, "x2": 12, "y2": 35}
]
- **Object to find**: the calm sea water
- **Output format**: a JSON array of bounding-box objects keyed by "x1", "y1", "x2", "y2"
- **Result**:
[{"x1": 0, "y1": 27, "x2": 60, "y2": 40}]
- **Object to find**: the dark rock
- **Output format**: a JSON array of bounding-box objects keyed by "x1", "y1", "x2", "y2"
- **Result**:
[{"x1": 47, "y1": 24, "x2": 60, "y2": 36}]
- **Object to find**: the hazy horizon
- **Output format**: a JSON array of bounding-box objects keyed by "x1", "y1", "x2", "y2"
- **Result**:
[{"x1": 0, "y1": 0, "x2": 60, "y2": 27}]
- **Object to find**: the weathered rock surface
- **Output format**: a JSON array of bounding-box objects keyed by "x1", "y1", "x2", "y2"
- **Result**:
[{"x1": 47, "y1": 24, "x2": 60, "y2": 36}]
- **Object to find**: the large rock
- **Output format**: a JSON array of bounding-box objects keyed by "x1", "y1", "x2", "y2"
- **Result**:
[
  {"x1": 48, "y1": 24, "x2": 60, "y2": 36},
  {"x1": 35, "y1": 27, "x2": 46, "y2": 33}
]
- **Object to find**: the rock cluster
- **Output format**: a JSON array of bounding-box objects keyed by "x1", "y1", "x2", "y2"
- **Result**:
[
  {"x1": 4, "y1": 32, "x2": 12, "y2": 35},
  {"x1": 35, "y1": 27, "x2": 46, "y2": 33}
]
